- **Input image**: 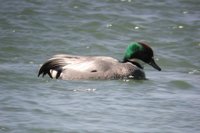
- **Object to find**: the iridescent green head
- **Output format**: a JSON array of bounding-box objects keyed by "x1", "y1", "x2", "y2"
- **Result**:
[
  {"x1": 123, "y1": 42, "x2": 143, "y2": 60},
  {"x1": 123, "y1": 42, "x2": 161, "y2": 71}
]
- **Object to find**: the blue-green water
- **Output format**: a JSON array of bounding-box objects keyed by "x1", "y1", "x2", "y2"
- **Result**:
[{"x1": 0, "y1": 0, "x2": 200, "y2": 132}]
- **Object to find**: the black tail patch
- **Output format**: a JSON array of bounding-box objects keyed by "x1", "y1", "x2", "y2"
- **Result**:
[{"x1": 38, "y1": 58, "x2": 66, "y2": 79}]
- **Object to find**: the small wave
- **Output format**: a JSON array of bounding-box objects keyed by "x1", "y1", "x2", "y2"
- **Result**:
[
  {"x1": 188, "y1": 69, "x2": 200, "y2": 75},
  {"x1": 169, "y1": 80, "x2": 193, "y2": 89},
  {"x1": 73, "y1": 88, "x2": 96, "y2": 92}
]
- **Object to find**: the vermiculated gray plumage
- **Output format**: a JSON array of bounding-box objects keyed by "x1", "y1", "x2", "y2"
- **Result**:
[{"x1": 38, "y1": 54, "x2": 145, "y2": 80}]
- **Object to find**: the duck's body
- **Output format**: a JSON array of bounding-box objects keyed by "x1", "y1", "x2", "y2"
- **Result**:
[
  {"x1": 38, "y1": 54, "x2": 145, "y2": 80},
  {"x1": 38, "y1": 42, "x2": 161, "y2": 80}
]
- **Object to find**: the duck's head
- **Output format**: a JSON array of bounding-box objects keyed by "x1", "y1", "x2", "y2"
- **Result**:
[{"x1": 123, "y1": 42, "x2": 161, "y2": 71}]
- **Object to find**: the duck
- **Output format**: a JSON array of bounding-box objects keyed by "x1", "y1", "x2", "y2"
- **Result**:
[{"x1": 38, "y1": 42, "x2": 161, "y2": 80}]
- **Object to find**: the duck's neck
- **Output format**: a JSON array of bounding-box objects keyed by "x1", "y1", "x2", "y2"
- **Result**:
[{"x1": 122, "y1": 58, "x2": 144, "y2": 69}]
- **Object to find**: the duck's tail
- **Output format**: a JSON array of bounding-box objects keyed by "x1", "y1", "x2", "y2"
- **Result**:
[{"x1": 38, "y1": 58, "x2": 66, "y2": 79}]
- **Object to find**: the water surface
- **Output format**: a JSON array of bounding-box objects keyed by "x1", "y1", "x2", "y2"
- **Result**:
[{"x1": 0, "y1": 0, "x2": 200, "y2": 133}]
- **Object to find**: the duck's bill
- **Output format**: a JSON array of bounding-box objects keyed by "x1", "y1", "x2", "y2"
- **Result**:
[{"x1": 149, "y1": 59, "x2": 161, "y2": 71}]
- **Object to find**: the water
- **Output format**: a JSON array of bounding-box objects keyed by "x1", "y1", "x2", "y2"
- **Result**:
[{"x1": 0, "y1": 0, "x2": 200, "y2": 132}]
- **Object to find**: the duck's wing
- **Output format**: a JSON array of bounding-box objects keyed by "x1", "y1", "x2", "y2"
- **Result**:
[
  {"x1": 38, "y1": 55, "x2": 119, "y2": 79},
  {"x1": 51, "y1": 54, "x2": 90, "y2": 64},
  {"x1": 38, "y1": 54, "x2": 91, "y2": 79}
]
